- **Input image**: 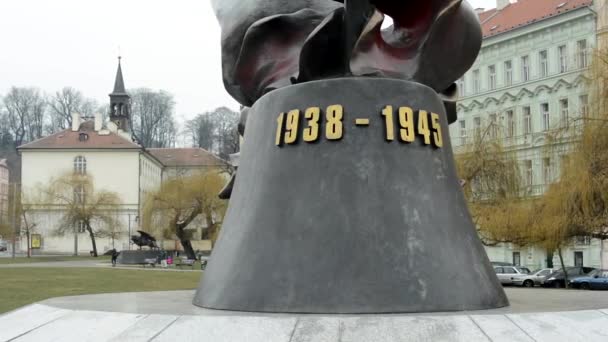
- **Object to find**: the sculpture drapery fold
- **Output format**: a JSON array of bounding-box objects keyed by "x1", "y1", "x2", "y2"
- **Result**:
[{"x1": 211, "y1": 0, "x2": 481, "y2": 119}]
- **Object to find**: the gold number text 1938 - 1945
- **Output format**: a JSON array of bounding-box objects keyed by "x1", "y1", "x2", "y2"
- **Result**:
[{"x1": 275, "y1": 105, "x2": 442, "y2": 148}]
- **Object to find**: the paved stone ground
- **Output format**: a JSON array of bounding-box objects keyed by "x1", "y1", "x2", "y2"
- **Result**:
[{"x1": 1, "y1": 289, "x2": 608, "y2": 341}]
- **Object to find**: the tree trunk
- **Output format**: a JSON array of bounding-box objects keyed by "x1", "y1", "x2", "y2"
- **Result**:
[
  {"x1": 176, "y1": 227, "x2": 196, "y2": 260},
  {"x1": 86, "y1": 224, "x2": 98, "y2": 257},
  {"x1": 558, "y1": 246, "x2": 568, "y2": 289}
]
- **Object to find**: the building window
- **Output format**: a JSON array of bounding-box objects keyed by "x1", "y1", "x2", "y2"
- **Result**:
[
  {"x1": 506, "y1": 110, "x2": 515, "y2": 138},
  {"x1": 513, "y1": 252, "x2": 521, "y2": 266},
  {"x1": 457, "y1": 78, "x2": 465, "y2": 97},
  {"x1": 472, "y1": 69, "x2": 480, "y2": 93},
  {"x1": 459, "y1": 120, "x2": 467, "y2": 145},
  {"x1": 77, "y1": 220, "x2": 87, "y2": 234},
  {"x1": 558, "y1": 45, "x2": 568, "y2": 73},
  {"x1": 489, "y1": 113, "x2": 498, "y2": 139},
  {"x1": 523, "y1": 106, "x2": 532, "y2": 134},
  {"x1": 474, "y1": 117, "x2": 481, "y2": 136},
  {"x1": 525, "y1": 160, "x2": 533, "y2": 186},
  {"x1": 504, "y1": 60, "x2": 513, "y2": 86},
  {"x1": 541, "y1": 103, "x2": 550, "y2": 131},
  {"x1": 575, "y1": 236, "x2": 591, "y2": 246},
  {"x1": 560, "y1": 99, "x2": 569, "y2": 127},
  {"x1": 521, "y1": 55, "x2": 530, "y2": 82},
  {"x1": 539, "y1": 50, "x2": 548, "y2": 78},
  {"x1": 74, "y1": 156, "x2": 86, "y2": 175},
  {"x1": 577, "y1": 40, "x2": 588, "y2": 69},
  {"x1": 579, "y1": 94, "x2": 589, "y2": 118},
  {"x1": 574, "y1": 251, "x2": 584, "y2": 267},
  {"x1": 543, "y1": 158, "x2": 552, "y2": 184},
  {"x1": 488, "y1": 65, "x2": 496, "y2": 90},
  {"x1": 74, "y1": 185, "x2": 86, "y2": 204}
]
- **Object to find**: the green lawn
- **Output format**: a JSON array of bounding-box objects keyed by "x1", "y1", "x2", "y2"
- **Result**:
[
  {"x1": 0, "y1": 256, "x2": 110, "y2": 264},
  {"x1": 0, "y1": 267, "x2": 202, "y2": 314}
]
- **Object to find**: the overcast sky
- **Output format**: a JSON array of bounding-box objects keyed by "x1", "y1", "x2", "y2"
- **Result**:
[{"x1": 0, "y1": 0, "x2": 496, "y2": 122}]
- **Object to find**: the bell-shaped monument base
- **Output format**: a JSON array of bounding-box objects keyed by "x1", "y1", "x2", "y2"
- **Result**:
[{"x1": 194, "y1": 78, "x2": 508, "y2": 313}]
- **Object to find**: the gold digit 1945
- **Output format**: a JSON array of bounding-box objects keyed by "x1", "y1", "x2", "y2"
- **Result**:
[
  {"x1": 326, "y1": 104, "x2": 344, "y2": 140},
  {"x1": 303, "y1": 107, "x2": 320, "y2": 142},
  {"x1": 399, "y1": 107, "x2": 415, "y2": 143},
  {"x1": 381, "y1": 105, "x2": 395, "y2": 141},
  {"x1": 430, "y1": 112, "x2": 443, "y2": 147},
  {"x1": 418, "y1": 110, "x2": 432, "y2": 145}
]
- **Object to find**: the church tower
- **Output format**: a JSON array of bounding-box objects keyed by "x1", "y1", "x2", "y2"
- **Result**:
[{"x1": 109, "y1": 56, "x2": 131, "y2": 132}]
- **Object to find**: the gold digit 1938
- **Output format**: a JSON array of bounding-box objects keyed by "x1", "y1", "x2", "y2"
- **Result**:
[
  {"x1": 430, "y1": 113, "x2": 443, "y2": 148},
  {"x1": 326, "y1": 104, "x2": 344, "y2": 140},
  {"x1": 276, "y1": 112, "x2": 285, "y2": 146},
  {"x1": 418, "y1": 110, "x2": 432, "y2": 145},
  {"x1": 303, "y1": 107, "x2": 320, "y2": 142},
  {"x1": 284, "y1": 109, "x2": 300, "y2": 144}
]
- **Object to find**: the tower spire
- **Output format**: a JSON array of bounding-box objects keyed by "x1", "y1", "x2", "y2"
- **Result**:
[
  {"x1": 109, "y1": 56, "x2": 131, "y2": 132},
  {"x1": 112, "y1": 56, "x2": 127, "y2": 95}
]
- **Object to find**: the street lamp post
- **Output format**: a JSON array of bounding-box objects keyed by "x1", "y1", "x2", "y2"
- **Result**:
[{"x1": 128, "y1": 213, "x2": 132, "y2": 250}]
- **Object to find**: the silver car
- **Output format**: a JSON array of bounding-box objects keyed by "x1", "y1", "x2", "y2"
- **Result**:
[
  {"x1": 516, "y1": 268, "x2": 555, "y2": 287},
  {"x1": 494, "y1": 266, "x2": 531, "y2": 285}
]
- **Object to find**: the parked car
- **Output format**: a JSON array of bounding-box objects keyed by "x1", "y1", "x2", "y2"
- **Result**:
[
  {"x1": 494, "y1": 266, "x2": 531, "y2": 285},
  {"x1": 491, "y1": 261, "x2": 514, "y2": 267},
  {"x1": 542, "y1": 267, "x2": 596, "y2": 288},
  {"x1": 515, "y1": 268, "x2": 555, "y2": 287},
  {"x1": 570, "y1": 270, "x2": 608, "y2": 290}
]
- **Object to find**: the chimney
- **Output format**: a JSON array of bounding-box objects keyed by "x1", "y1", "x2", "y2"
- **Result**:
[
  {"x1": 497, "y1": 0, "x2": 511, "y2": 10},
  {"x1": 71, "y1": 113, "x2": 81, "y2": 132},
  {"x1": 94, "y1": 112, "x2": 103, "y2": 132}
]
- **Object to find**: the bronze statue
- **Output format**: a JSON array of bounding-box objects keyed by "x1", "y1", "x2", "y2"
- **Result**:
[{"x1": 212, "y1": 0, "x2": 480, "y2": 120}]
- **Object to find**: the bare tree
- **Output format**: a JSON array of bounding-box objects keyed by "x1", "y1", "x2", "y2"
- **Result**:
[
  {"x1": 2, "y1": 87, "x2": 46, "y2": 146},
  {"x1": 47, "y1": 87, "x2": 100, "y2": 134},
  {"x1": 187, "y1": 106, "x2": 239, "y2": 159},
  {"x1": 130, "y1": 88, "x2": 177, "y2": 148}
]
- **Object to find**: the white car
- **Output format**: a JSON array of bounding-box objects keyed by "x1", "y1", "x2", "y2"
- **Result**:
[
  {"x1": 516, "y1": 268, "x2": 555, "y2": 287},
  {"x1": 494, "y1": 266, "x2": 532, "y2": 286}
]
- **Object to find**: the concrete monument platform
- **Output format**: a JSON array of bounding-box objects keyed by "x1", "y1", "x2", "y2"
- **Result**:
[{"x1": 2, "y1": 289, "x2": 608, "y2": 341}]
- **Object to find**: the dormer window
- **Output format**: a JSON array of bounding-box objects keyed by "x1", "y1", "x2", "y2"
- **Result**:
[
  {"x1": 79, "y1": 133, "x2": 89, "y2": 142},
  {"x1": 74, "y1": 156, "x2": 87, "y2": 175}
]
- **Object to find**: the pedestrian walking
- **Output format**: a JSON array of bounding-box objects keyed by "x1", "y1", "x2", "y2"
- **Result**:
[{"x1": 111, "y1": 249, "x2": 119, "y2": 267}]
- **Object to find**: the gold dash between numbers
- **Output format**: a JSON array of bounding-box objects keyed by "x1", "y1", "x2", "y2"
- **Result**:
[{"x1": 355, "y1": 118, "x2": 370, "y2": 126}]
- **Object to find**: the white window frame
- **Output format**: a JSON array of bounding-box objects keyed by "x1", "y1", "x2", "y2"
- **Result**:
[
  {"x1": 74, "y1": 156, "x2": 87, "y2": 175},
  {"x1": 472, "y1": 69, "x2": 480, "y2": 93},
  {"x1": 459, "y1": 120, "x2": 467, "y2": 145},
  {"x1": 577, "y1": 40, "x2": 588, "y2": 69},
  {"x1": 558, "y1": 45, "x2": 568, "y2": 73},
  {"x1": 522, "y1": 56, "x2": 530, "y2": 82},
  {"x1": 504, "y1": 60, "x2": 513, "y2": 86},
  {"x1": 579, "y1": 94, "x2": 589, "y2": 118},
  {"x1": 523, "y1": 106, "x2": 532, "y2": 134},
  {"x1": 560, "y1": 99, "x2": 569, "y2": 127},
  {"x1": 488, "y1": 65, "x2": 496, "y2": 90},
  {"x1": 541, "y1": 103, "x2": 550, "y2": 131},
  {"x1": 539, "y1": 50, "x2": 548, "y2": 78}
]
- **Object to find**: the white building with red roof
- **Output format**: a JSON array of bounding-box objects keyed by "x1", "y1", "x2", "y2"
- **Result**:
[
  {"x1": 453, "y1": 0, "x2": 608, "y2": 269},
  {"x1": 17, "y1": 60, "x2": 228, "y2": 255}
]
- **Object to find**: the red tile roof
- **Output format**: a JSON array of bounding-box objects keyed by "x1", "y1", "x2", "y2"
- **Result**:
[
  {"x1": 480, "y1": 0, "x2": 593, "y2": 38},
  {"x1": 18, "y1": 121, "x2": 141, "y2": 150},
  {"x1": 147, "y1": 148, "x2": 227, "y2": 167}
]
